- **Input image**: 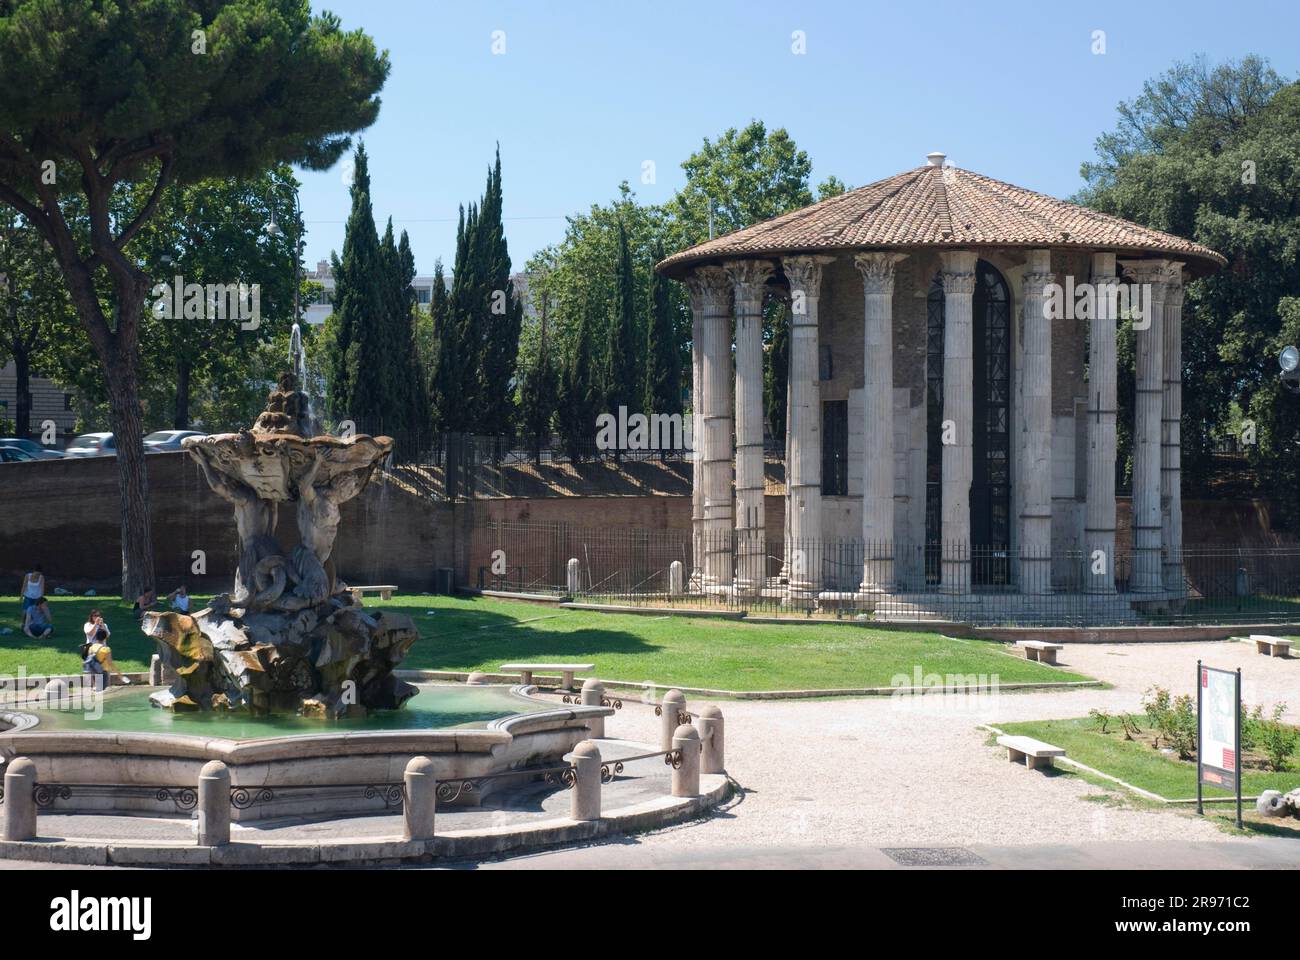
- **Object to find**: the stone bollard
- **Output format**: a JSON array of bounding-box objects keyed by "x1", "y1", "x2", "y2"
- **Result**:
[
  {"x1": 698, "y1": 704, "x2": 725, "y2": 774},
  {"x1": 466, "y1": 672, "x2": 489, "y2": 685},
  {"x1": 566, "y1": 557, "x2": 581, "y2": 595},
  {"x1": 580, "y1": 678, "x2": 606, "y2": 738},
  {"x1": 671, "y1": 724, "x2": 701, "y2": 798},
  {"x1": 660, "y1": 689, "x2": 686, "y2": 751},
  {"x1": 668, "y1": 560, "x2": 684, "y2": 596},
  {"x1": 196, "y1": 760, "x2": 231, "y2": 847},
  {"x1": 2, "y1": 757, "x2": 37, "y2": 841},
  {"x1": 570, "y1": 740, "x2": 602, "y2": 821},
  {"x1": 149, "y1": 654, "x2": 164, "y2": 686},
  {"x1": 403, "y1": 756, "x2": 437, "y2": 841},
  {"x1": 42, "y1": 678, "x2": 68, "y2": 710}
]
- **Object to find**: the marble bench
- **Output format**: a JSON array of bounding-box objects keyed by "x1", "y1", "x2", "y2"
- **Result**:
[
  {"x1": 997, "y1": 735, "x2": 1066, "y2": 771},
  {"x1": 499, "y1": 662, "x2": 595, "y2": 691},
  {"x1": 1020, "y1": 640, "x2": 1064, "y2": 665},
  {"x1": 1250, "y1": 635, "x2": 1293, "y2": 658}
]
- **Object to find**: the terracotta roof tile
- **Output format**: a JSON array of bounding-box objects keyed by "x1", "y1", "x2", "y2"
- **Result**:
[{"x1": 657, "y1": 164, "x2": 1225, "y2": 277}]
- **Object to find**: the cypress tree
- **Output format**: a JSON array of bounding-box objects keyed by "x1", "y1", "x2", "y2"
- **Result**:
[
  {"x1": 558, "y1": 301, "x2": 602, "y2": 462},
  {"x1": 324, "y1": 143, "x2": 385, "y2": 429},
  {"x1": 447, "y1": 202, "x2": 482, "y2": 432},
  {"x1": 603, "y1": 219, "x2": 639, "y2": 445},
  {"x1": 643, "y1": 240, "x2": 682, "y2": 440},
  {"x1": 477, "y1": 147, "x2": 523, "y2": 442},
  {"x1": 427, "y1": 258, "x2": 453, "y2": 433},
  {"x1": 396, "y1": 228, "x2": 428, "y2": 438}
]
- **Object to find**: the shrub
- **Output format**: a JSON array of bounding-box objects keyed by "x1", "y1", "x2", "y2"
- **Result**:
[
  {"x1": 1089, "y1": 708, "x2": 1112, "y2": 733},
  {"x1": 1142, "y1": 686, "x2": 1196, "y2": 759},
  {"x1": 1255, "y1": 703, "x2": 1299, "y2": 772}
]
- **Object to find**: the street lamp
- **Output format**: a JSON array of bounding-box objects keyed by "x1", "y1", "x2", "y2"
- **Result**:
[{"x1": 1280, "y1": 346, "x2": 1300, "y2": 394}]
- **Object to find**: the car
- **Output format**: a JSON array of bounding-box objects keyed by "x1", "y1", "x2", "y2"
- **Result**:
[
  {"x1": 64, "y1": 432, "x2": 116, "y2": 457},
  {"x1": 0, "y1": 445, "x2": 36, "y2": 463},
  {"x1": 0, "y1": 437, "x2": 64, "y2": 460},
  {"x1": 144, "y1": 430, "x2": 206, "y2": 452}
]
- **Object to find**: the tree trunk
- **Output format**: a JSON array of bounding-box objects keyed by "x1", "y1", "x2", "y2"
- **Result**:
[
  {"x1": 12, "y1": 345, "x2": 30, "y2": 438},
  {"x1": 105, "y1": 339, "x2": 155, "y2": 602},
  {"x1": 174, "y1": 356, "x2": 191, "y2": 429}
]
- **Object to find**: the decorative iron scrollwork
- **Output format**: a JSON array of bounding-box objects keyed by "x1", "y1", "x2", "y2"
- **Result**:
[
  {"x1": 436, "y1": 779, "x2": 474, "y2": 804},
  {"x1": 156, "y1": 787, "x2": 198, "y2": 812},
  {"x1": 230, "y1": 786, "x2": 275, "y2": 810},
  {"x1": 363, "y1": 784, "x2": 405, "y2": 808},
  {"x1": 33, "y1": 784, "x2": 71, "y2": 807},
  {"x1": 599, "y1": 761, "x2": 625, "y2": 783},
  {"x1": 562, "y1": 693, "x2": 622, "y2": 710},
  {"x1": 664, "y1": 750, "x2": 683, "y2": 770},
  {"x1": 602, "y1": 697, "x2": 622, "y2": 710},
  {"x1": 542, "y1": 767, "x2": 578, "y2": 790}
]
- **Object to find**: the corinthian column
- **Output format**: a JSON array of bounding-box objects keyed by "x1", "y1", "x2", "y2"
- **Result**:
[
  {"x1": 686, "y1": 282, "x2": 706, "y2": 583},
  {"x1": 855, "y1": 252, "x2": 906, "y2": 593},
  {"x1": 1119, "y1": 259, "x2": 1170, "y2": 594},
  {"x1": 1085, "y1": 253, "x2": 1119, "y2": 593},
  {"x1": 1162, "y1": 263, "x2": 1186, "y2": 594},
  {"x1": 781, "y1": 255, "x2": 834, "y2": 596},
  {"x1": 939, "y1": 251, "x2": 978, "y2": 595},
  {"x1": 724, "y1": 259, "x2": 774, "y2": 595},
  {"x1": 1019, "y1": 250, "x2": 1054, "y2": 594},
  {"x1": 684, "y1": 266, "x2": 734, "y2": 587}
]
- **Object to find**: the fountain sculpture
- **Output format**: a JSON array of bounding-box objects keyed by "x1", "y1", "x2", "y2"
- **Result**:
[{"x1": 145, "y1": 326, "x2": 418, "y2": 718}]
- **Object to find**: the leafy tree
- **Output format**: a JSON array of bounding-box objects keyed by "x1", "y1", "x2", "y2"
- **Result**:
[
  {"x1": 557, "y1": 301, "x2": 602, "y2": 462},
  {"x1": 517, "y1": 278, "x2": 559, "y2": 463},
  {"x1": 0, "y1": 0, "x2": 387, "y2": 598},
  {"x1": 604, "y1": 218, "x2": 639, "y2": 432},
  {"x1": 1078, "y1": 57, "x2": 1300, "y2": 517}
]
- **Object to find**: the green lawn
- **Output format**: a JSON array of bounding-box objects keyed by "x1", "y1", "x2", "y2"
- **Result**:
[
  {"x1": 996, "y1": 717, "x2": 1298, "y2": 800},
  {"x1": 0, "y1": 593, "x2": 1093, "y2": 691}
]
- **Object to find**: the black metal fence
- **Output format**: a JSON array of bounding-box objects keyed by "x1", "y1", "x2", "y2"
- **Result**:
[{"x1": 467, "y1": 521, "x2": 1300, "y2": 627}]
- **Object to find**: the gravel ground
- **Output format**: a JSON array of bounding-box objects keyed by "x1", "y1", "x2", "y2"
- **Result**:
[{"x1": 584, "y1": 638, "x2": 1299, "y2": 849}]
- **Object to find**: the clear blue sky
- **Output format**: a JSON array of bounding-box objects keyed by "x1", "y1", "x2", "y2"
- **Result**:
[{"x1": 295, "y1": 0, "x2": 1300, "y2": 273}]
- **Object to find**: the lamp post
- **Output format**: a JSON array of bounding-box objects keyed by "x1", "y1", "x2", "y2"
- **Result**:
[{"x1": 1280, "y1": 345, "x2": 1300, "y2": 394}]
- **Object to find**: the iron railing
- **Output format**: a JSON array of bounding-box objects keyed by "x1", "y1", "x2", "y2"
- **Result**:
[{"x1": 467, "y1": 520, "x2": 1300, "y2": 627}]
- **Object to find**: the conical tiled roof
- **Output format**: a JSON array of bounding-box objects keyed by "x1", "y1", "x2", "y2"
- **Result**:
[{"x1": 657, "y1": 161, "x2": 1225, "y2": 278}]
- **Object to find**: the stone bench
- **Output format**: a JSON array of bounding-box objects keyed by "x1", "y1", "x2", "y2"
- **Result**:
[
  {"x1": 1020, "y1": 640, "x2": 1064, "y2": 665},
  {"x1": 349, "y1": 585, "x2": 398, "y2": 601},
  {"x1": 997, "y1": 735, "x2": 1065, "y2": 771},
  {"x1": 499, "y1": 662, "x2": 595, "y2": 691},
  {"x1": 1250, "y1": 634, "x2": 1293, "y2": 658}
]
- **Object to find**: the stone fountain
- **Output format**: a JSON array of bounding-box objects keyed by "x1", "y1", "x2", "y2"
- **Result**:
[{"x1": 145, "y1": 327, "x2": 418, "y2": 718}]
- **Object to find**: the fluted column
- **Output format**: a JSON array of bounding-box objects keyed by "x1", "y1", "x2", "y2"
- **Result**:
[
  {"x1": 782, "y1": 255, "x2": 834, "y2": 595},
  {"x1": 689, "y1": 292, "x2": 705, "y2": 582},
  {"x1": 1120, "y1": 259, "x2": 1170, "y2": 594},
  {"x1": 725, "y1": 259, "x2": 774, "y2": 595},
  {"x1": 1162, "y1": 263, "x2": 1186, "y2": 595},
  {"x1": 1085, "y1": 253, "x2": 1119, "y2": 593},
  {"x1": 855, "y1": 252, "x2": 906, "y2": 593},
  {"x1": 685, "y1": 266, "x2": 734, "y2": 586},
  {"x1": 1019, "y1": 250, "x2": 1054, "y2": 593},
  {"x1": 939, "y1": 251, "x2": 978, "y2": 594}
]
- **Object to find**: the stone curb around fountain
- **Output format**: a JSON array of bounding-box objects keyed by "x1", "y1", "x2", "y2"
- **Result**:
[{"x1": 0, "y1": 774, "x2": 731, "y2": 867}]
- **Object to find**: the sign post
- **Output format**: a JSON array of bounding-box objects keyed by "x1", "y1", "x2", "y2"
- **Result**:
[{"x1": 1197, "y1": 661, "x2": 1243, "y2": 829}]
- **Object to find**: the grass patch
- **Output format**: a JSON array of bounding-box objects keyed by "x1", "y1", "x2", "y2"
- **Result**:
[
  {"x1": 995, "y1": 717, "x2": 1298, "y2": 800},
  {"x1": 0, "y1": 593, "x2": 1095, "y2": 692}
]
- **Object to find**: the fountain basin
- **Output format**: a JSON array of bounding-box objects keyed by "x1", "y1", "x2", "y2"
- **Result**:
[{"x1": 0, "y1": 684, "x2": 612, "y2": 821}]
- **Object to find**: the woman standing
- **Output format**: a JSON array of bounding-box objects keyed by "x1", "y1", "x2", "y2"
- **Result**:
[{"x1": 20, "y1": 566, "x2": 45, "y2": 611}]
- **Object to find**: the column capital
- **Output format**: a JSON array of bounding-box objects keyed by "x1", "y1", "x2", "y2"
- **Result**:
[
  {"x1": 1117, "y1": 258, "x2": 1175, "y2": 288},
  {"x1": 684, "y1": 265, "x2": 733, "y2": 313},
  {"x1": 1161, "y1": 261, "x2": 1186, "y2": 306},
  {"x1": 1090, "y1": 251, "x2": 1117, "y2": 280},
  {"x1": 723, "y1": 258, "x2": 775, "y2": 293},
  {"x1": 938, "y1": 250, "x2": 978, "y2": 295},
  {"x1": 853, "y1": 252, "x2": 908, "y2": 295},
  {"x1": 781, "y1": 254, "x2": 836, "y2": 295},
  {"x1": 1020, "y1": 271, "x2": 1055, "y2": 299}
]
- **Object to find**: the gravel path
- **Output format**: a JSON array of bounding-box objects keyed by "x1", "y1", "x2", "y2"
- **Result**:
[{"x1": 588, "y1": 638, "x2": 1299, "y2": 849}]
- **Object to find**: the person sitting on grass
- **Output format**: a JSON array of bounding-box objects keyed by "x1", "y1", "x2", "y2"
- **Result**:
[
  {"x1": 22, "y1": 597, "x2": 53, "y2": 639},
  {"x1": 81, "y1": 633, "x2": 130, "y2": 690},
  {"x1": 20, "y1": 566, "x2": 45, "y2": 612},
  {"x1": 132, "y1": 586, "x2": 157, "y2": 620},
  {"x1": 167, "y1": 584, "x2": 191, "y2": 614}
]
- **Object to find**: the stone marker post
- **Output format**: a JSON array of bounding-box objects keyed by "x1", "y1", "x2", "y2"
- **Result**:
[
  {"x1": 698, "y1": 704, "x2": 725, "y2": 774},
  {"x1": 570, "y1": 740, "x2": 602, "y2": 821},
  {"x1": 149, "y1": 654, "x2": 164, "y2": 686},
  {"x1": 671, "y1": 725, "x2": 701, "y2": 798},
  {"x1": 196, "y1": 760, "x2": 231, "y2": 847},
  {"x1": 566, "y1": 558, "x2": 581, "y2": 595},
  {"x1": 403, "y1": 756, "x2": 437, "y2": 841},
  {"x1": 580, "y1": 678, "x2": 606, "y2": 738},
  {"x1": 660, "y1": 689, "x2": 686, "y2": 751},
  {"x1": 2, "y1": 757, "x2": 37, "y2": 841},
  {"x1": 668, "y1": 560, "x2": 684, "y2": 596}
]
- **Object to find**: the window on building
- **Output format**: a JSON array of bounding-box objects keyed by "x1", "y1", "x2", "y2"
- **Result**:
[
  {"x1": 415, "y1": 286, "x2": 432, "y2": 305},
  {"x1": 822, "y1": 399, "x2": 848, "y2": 495}
]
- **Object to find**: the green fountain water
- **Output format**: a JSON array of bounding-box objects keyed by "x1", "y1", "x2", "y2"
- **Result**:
[{"x1": 33, "y1": 684, "x2": 547, "y2": 740}]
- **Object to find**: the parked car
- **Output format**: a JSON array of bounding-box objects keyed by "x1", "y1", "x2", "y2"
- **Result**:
[
  {"x1": 144, "y1": 430, "x2": 206, "y2": 452},
  {"x1": 0, "y1": 437, "x2": 64, "y2": 460},
  {"x1": 0, "y1": 445, "x2": 37, "y2": 463},
  {"x1": 64, "y1": 432, "x2": 116, "y2": 457}
]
